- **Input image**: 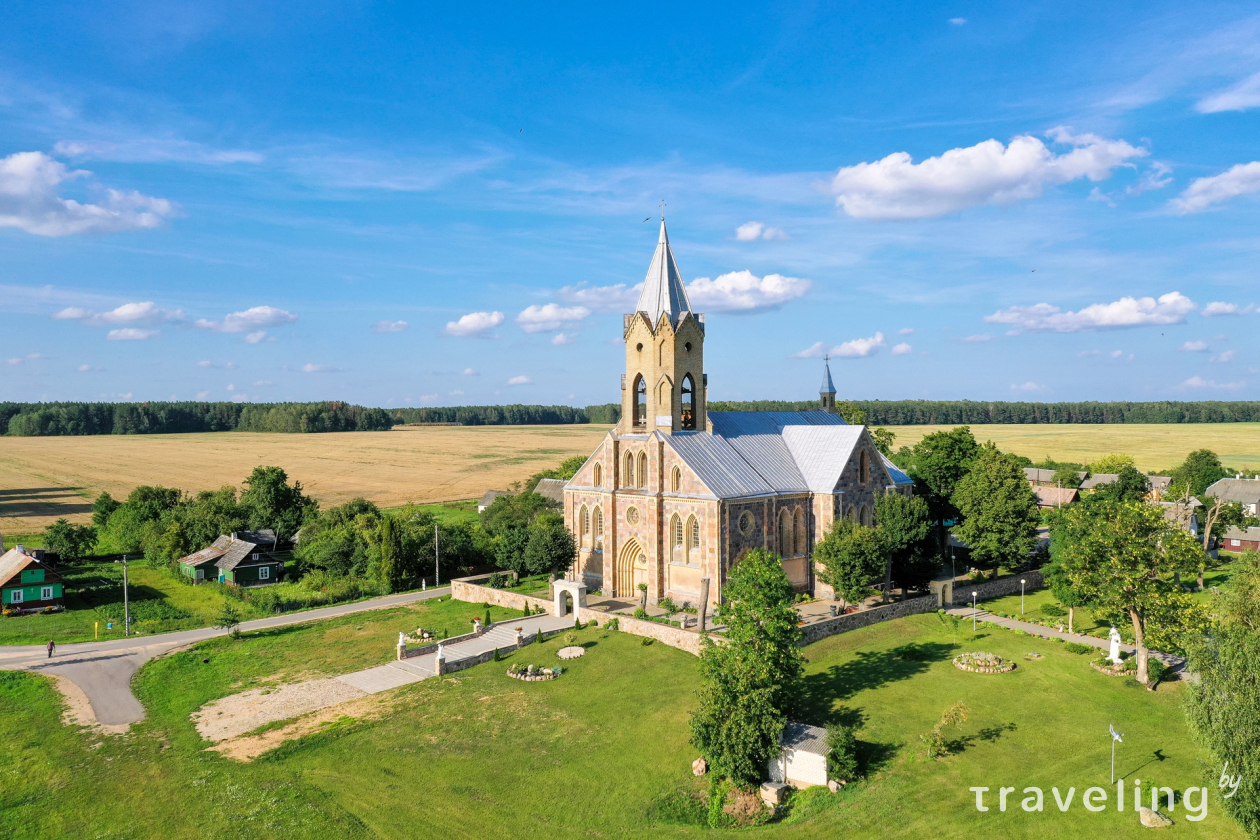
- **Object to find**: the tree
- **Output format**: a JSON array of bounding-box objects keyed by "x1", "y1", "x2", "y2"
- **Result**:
[
  {"x1": 908, "y1": 427, "x2": 980, "y2": 555},
  {"x1": 869, "y1": 427, "x2": 896, "y2": 458},
  {"x1": 690, "y1": 548, "x2": 803, "y2": 785},
  {"x1": 875, "y1": 492, "x2": 938, "y2": 595},
  {"x1": 1058, "y1": 500, "x2": 1204, "y2": 684},
  {"x1": 91, "y1": 492, "x2": 120, "y2": 528},
  {"x1": 239, "y1": 466, "x2": 317, "y2": 541},
  {"x1": 493, "y1": 526, "x2": 534, "y2": 577},
  {"x1": 814, "y1": 521, "x2": 887, "y2": 609},
  {"x1": 1051, "y1": 466, "x2": 1084, "y2": 490},
  {"x1": 43, "y1": 518, "x2": 96, "y2": 562},
  {"x1": 96, "y1": 486, "x2": 182, "y2": 554},
  {"x1": 951, "y1": 444, "x2": 1040, "y2": 578},
  {"x1": 1185, "y1": 551, "x2": 1260, "y2": 839},
  {"x1": 1041, "y1": 558, "x2": 1086, "y2": 634},
  {"x1": 1089, "y1": 453, "x2": 1136, "y2": 474},
  {"x1": 1199, "y1": 496, "x2": 1254, "y2": 588},
  {"x1": 216, "y1": 602, "x2": 242, "y2": 636},
  {"x1": 1091, "y1": 465, "x2": 1151, "y2": 503},
  {"x1": 523, "y1": 513, "x2": 577, "y2": 583},
  {"x1": 377, "y1": 514, "x2": 404, "y2": 593},
  {"x1": 1170, "y1": 449, "x2": 1230, "y2": 498},
  {"x1": 825, "y1": 723, "x2": 859, "y2": 781}
]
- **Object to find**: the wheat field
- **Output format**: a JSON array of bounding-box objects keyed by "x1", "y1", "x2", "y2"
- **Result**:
[
  {"x1": 0, "y1": 424, "x2": 611, "y2": 534},
  {"x1": 1, "y1": 422, "x2": 1257, "y2": 535}
]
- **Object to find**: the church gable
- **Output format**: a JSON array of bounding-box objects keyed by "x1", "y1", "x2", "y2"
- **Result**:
[{"x1": 566, "y1": 435, "x2": 613, "y2": 490}]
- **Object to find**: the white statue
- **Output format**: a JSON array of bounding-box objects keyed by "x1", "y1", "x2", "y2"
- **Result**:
[
  {"x1": 398, "y1": 631, "x2": 406, "y2": 646},
  {"x1": 1108, "y1": 626, "x2": 1123, "y2": 664},
  {"x1": 436, "y1": 643, "x2": 445, "y2": 660}
]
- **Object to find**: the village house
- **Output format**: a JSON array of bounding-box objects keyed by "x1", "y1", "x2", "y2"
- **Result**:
[
  {"x1": 1033, "y1": 486, "x2": 1079, "y2": 509},
  {"x1": 177, "y1": 530, "x2": 286, "y2": 587},
  {"x1": 0, "y1": 546, "x2": 66, "y2": 611},
  {"x1": 1204, "y1": 476, "x2": 1260, "y2": 516},
  {"x1": 562, "y1": 219, "x2": 913, "y2": 609},
  {"x1": 1222, "y1": 525, "x2": 1260, "y2": 553},
  {"x1": 478, "y1": 490, "x2": 508, "y2": 513}
]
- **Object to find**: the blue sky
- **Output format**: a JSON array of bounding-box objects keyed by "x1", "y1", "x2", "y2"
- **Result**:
[{"x1": 2, "y1": 2, "x2": 1259, "y2": 408}]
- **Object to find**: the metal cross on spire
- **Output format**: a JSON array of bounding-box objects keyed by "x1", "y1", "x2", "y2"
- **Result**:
[{"x1": 660, "y1": 199, "x2": 666, "y2": 219}]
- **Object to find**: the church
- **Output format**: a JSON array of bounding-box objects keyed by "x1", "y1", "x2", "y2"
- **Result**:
[{"x1": 562, "y1": 219, "x2": 914, "y2": 609}]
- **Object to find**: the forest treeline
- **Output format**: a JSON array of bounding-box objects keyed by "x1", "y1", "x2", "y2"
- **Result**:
[
  {"x1": 8, "y1": 398, "x2": 1260, "y2": 436},
  {"x1": 2, "y1": 401, "x2": 394, "y2": 436}
]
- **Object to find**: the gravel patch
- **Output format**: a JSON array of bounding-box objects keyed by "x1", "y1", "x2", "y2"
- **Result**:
[{"x1": 193, "y1": 678, "x2": 367, "y2": 743}]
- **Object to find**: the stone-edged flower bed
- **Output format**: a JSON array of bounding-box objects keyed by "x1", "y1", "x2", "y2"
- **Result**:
[
  {"x1": 557, "y1": 646, "x2": 585, "y2": 660},
  {"x1": 953, "y1": 651, "x2": 1016, "y2": 674},
  {"x1": 1090, "y1": 659, "x2": 1138, "y2": 677},
  {"x1": 507, "y1": 663, "x2": 564, "y2": 682}
]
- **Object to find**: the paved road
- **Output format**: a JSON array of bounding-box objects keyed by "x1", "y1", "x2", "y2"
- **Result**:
[
  {"x1": 1, "y1": 586, "x2": 451, "y2": 726},
  {"x1": 946, "y1": 607, "x2": 1185, "y2": 669}
]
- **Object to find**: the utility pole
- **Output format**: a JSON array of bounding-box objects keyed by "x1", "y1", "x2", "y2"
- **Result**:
[
  {"x1": 118, "y1": 554, "x2": 131, "y2": 637},
  {"x1": 434, "y1": 524, "x2": 440, "y2": 587}
]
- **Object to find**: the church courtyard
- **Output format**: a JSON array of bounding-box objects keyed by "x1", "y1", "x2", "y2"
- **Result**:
[{"x1": 2, "y1": 604, "x2": 1238, "y2": 839}]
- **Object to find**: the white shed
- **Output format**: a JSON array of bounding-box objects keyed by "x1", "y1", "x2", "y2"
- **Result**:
[{"x1": 767, "y1": 722, "x2": 829, "y2": 788}]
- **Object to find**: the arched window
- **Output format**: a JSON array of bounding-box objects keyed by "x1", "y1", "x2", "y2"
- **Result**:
[
  {"x1": 671, "y1": 466, "x2": 681, "y2": 492},
  {"x1": 637, "y1": 452, "x2": 648, "y2": 488},
  {"x1": 593, "y1": 507, "x2": 603, "y2": 547},
  {"x1": 681, "y1": 374, "x2": 696, "y2": 430},
  {"x1": 633, "y1": 375, "x2": 647, "y2": 428},
  {"x1": 860, "y1": 505, "x2": 872, "y2": 527},
  {"x1": 794, "y1": 509, "x2": 805, "y2": 556},
  {"x1": 778, "y1": 509, "x2": 792, "y2": 557},
  {"x1": 688, "y1": 515, "x2": 701, "y2": 563},
  {"x1": 580, "y1": 505, "x2": 590, "y2": 540},
  {"x1": 671, "y1": 515, "x2": 683, "y2": 563},
  {"x1": 859, "y1": 450, "x2": 870, "y2": 485},
  {"x1": 593, "y1": 463, "x2": 602, "y2": 487},
  {"x1": 846, "y1": 506, "x2": 858, "y2": 523},
  {"x1": 623, "y1": 452, "x2": 634, "y2": 488}
]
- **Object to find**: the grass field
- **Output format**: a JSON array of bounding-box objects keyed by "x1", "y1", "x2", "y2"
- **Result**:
[
  {"x1": 1, "y1": 609, "x2": 1241, "y2": 839},
  {"x1": 889, "y1": 423, "x2": 1260, "y2": 473},
  {"x1": 0, "y1": 424, "x2": 610, "y2": 533}
]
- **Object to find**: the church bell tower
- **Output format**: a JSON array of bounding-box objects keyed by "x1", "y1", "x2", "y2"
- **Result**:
[{"x1": 619, "y1": 216, "x2": 706, "y2": 435}]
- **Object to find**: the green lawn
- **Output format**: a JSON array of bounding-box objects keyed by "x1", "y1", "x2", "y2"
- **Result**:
[
  {"x1": 0, "y1": 610, "x2": 1242, "y2": 839},
  {"x1": 384, "y1": 499, "x2": 480, "y2": 526}
]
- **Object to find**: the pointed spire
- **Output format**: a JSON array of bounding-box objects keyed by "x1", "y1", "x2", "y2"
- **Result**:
[
  {"x1": 635, "y1": 218, "x2": 692, "y2": 327},
  {"x1": 820, "y1": 355, "x2": 836, "y2": 395}
]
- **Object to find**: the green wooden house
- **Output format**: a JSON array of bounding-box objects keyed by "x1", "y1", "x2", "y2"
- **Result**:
[
  {"x1": 177, "y1": 530, "x2": 285, "y2": 587},
  {"x1": 0, "y1": 546, "x2": 66, "y2": 610}
]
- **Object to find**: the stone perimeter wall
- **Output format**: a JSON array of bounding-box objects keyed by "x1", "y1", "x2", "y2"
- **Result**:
[
  {"x1": 439, "y1": 627, "x2": 570, "y2": 675},
  {"x1": 950, "y1": 571, "x2": 1045, "y2": 605},
  {"x1": 798, "y1": 595, "x2": 939, "y2": 645}
]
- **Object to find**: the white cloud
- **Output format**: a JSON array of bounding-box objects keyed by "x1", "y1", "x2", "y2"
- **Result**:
[
  {"x1": 54, "y1": 300, "x2": 183, "y2": 327},
  {"x1": 687, "y1": 271, "x2": 811, "y2": 312},
  {"x1": 197, "y1": 360, "x2": 212, "y2": 367},
  {"x1": 1196, "y1": 72, "x2": 1260, "y2": 113},
  {"x1": 948, "y1": 17, "x2": 967, "y2": 25},
  {"x1": 53, "y1": 139, "x2": 264, "y2": 166},
  {"x1": 1181, "y1": 375, "x2": 1246, "y2": 391},
  {"x1": 1202, "y1": 301, "x2": 1254, "y2": 316},
  {"x1": 445, "y1": 310, "x2": 505, "y2": 337},
  {"x1": 449, "y1": 389, "x2": 464, "y2": 396},
  {"x1": 897, "y1": 327, "x2": 914, "y2": 335},
  {"x1": 244, "y1": 331, "x2": 270, "y2": 344},
  {"x1": 1181, "y1": 339, "x2": 1209, "y2": 352},
  {"x1": 226, "y1": 383, "x2": 236, "y2": 392},
  {"x1": 462, "y1": 367, "x2": 477, "y2": 375},
  {"x1": 551, "y1": 332, "x2": 576, "y2": 345},
  {"x1": 891, "y1": 342, "x2": 913, "y2": 355},
  {"x1": 196, "y1": 391, "x2": 209, "y2": 399},
  {"x1": 507, "y1": 375, "x2": 531, "y2": 385},
  {"x1": 0, "y1": 151, "x2": 177, "y2": 236},
  {"x1": 1078, "y1": 350, "x2": 1100, "y2": 357},
  {"x1": 6, "y1": 358, "x2": 20, "y2": 365},
  {"x1": 1011, "y1": 381, "x2": 1043, "y2": 391},
  {"x1": 77, "y1": 364, "x2": 98, "y2": 371},
  {"x1": 963, "y1": 333, "x2": 993, "y2": 342},
  {"x1": 795, "y1": 332, "x2": 886, "y2": 359},
  {"x1": 254, "y1": 380, "x2": 272, "y2": 386},
  {"x1": 373, "y1": 319, "x2": 409, "y2": 334},
  {"x1": 734, "y1": 221, "x2": 789, "y2": 241},
  {"x1": 557, "y1": 283, "x2": 639, "y2": 313},
  {"x1": 106, "y1": 328, "x2": 157, "y2": 341},
  {"x1": 1110, "y1": 349, "x2": 1125, "y2": 359},
  {"x1": 1212, "y1": 349, "x2": 1238, "y2": 363},
  {"x1": 516, "y1": 303, "x2": 590, "y2": 333},
  {"x1": 196, "y1": 305, "x2": 297, "y2": 333},
  {"x1": 301, "y1": 363, "x2": 333, "y2": 373},
  {"x1": 830, "y1": 128, "x2": 1147, "y2": 220},
  {"x1": 1172, "y1": 162, "x2": 1260, "y2": 214},
  {"x1": 984, "y1": 291, "x2": 1195, "y2": 333}
]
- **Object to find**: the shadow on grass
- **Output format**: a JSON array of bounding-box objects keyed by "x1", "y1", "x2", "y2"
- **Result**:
[{"x1": 798, "y1": 642, "x2": 955, "y2": 720}]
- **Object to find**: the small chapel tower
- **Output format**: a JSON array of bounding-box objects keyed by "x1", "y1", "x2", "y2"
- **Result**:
[
  {"x1": 619, "y1": 216, "x2": 707, "y2": 434},
  {"x1": 820, "y1": 356, "x2": 837, "y2": 414}
]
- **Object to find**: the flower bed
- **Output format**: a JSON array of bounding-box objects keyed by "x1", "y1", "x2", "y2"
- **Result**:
[
  {"x1": 557, "y1": 646, "x2": 585, "y2": 660},
  {"x1": 953, "y1": 651, "x2": 1016, "y2": 673},
  {"x1": 506, "y1": 663, "x2": 564, "y2": 682},
  {"x1": 1090, "y1": 659, "x2": 1137, "y2": 677}
]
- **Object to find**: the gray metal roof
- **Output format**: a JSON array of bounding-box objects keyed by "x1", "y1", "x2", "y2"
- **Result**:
[
  {"x1": 1205, "y1": 478, "x2": 1260, "y2": 504},
  {"x1": 819, "y1": 359, "x2": 836, "y2": 395},
  {"x1": 213, "y1": 533, "x2": 281, "y2": 571},
  {"x1": 880, "y1": 452, "x2": 915, "y2": 486},
  {"x1": 634, "y1": 219, "x2": 692, "y2": 328},
  {"x1": 708, "y1": 410, "x2": 846, "y2": 435},
  {"x1": 479, "y1": 490, "x2": 508, "y2": 507},
  {"x1": 1080, "y1": 473, "x2": 1118, "y2": 490},
  {"x1": 781, "y1": 425, "x2": 863, "y2": 493},
  {"x1": 1224, "y1": 525, "x2": 1260, "y2": 541},
  {"x1": 667, "y1": 432, "x2": 778, "y2": 499},
  {"x1": 534, "y1": 478, "x2": 566, "y2": 503},
  {"x1": 780, "y1": 721, "x2": 828, "y2": 755}
]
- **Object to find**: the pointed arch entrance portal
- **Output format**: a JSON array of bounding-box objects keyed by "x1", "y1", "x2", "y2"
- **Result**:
[{"x1": 615, "y1": 539, "x2": 646, "y2": 599}]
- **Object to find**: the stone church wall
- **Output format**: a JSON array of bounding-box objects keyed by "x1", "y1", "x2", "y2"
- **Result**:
[
  {"x1": 950, "y1": 570, "x2": 1045, "y2": 605},
  {"x1": 798, "y1": 594, "x2": 938, "y2": 645}
]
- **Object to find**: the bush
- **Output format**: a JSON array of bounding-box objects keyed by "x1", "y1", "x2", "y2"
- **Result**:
[
  {"x1": 606, "y1": 617, "x2": 619, "y2": 631},
  {"x1": 1063, "y1": 642, "x2": 1093, "y2": 655},
  {"x1": 825, "y1": 722, "x2": 859, "y2": 781},
  {"x1": 706, "y1": 779, "x2": 734, "y2": 829},
  {"x1": 633, "y1": 608, "x2": 648, "y2": 620},
  {"x1": 487, "y1": 572, "x2": 509, "y2": 589},
  {"x1": 642, "y1": 636, "x2": 653, "y2": 646},
  {"x1": 563, "y1": 632, "x2": 578, "y2": 646}
]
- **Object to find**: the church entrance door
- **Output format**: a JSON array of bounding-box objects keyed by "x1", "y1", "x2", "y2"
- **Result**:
[{"x1": 615, "y1": 541, "x2": 644, "y2": 598}]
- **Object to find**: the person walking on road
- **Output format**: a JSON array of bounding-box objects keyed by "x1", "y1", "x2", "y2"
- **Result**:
[{"x1": 47, "y1": 639, "x2": 55, "y2": 659}]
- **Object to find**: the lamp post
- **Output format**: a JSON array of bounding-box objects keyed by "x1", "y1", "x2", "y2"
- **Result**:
[
  {"x1": 1109, "y1": 724, "x2": 1124, "y2": 783},
  {"x1": 115, "y1": 554, "x2": 131, "y2": 637},
  {"x1": 972, "y1": 591, "x2": 978, "y2": 632},
  {"x1": 1021, "y1": 579, "x2": 1027, "y2": 615},
  {"x1": 434, "y1": 524, "x2": 440, "y2": 587}
]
